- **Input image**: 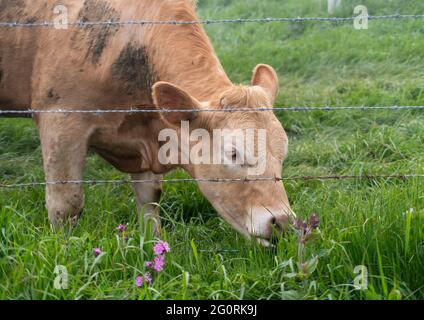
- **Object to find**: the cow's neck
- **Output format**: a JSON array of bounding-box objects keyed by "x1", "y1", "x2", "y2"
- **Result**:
[
  {"x1": 129, "y1": 1, "x2": 234, "y2": 173},
  {"x1": 146, "y1": 5, "x2": 233, "y2": 103}
]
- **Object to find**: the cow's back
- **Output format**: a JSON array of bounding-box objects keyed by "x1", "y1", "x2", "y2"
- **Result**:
[{"x1": 0, "y1": 0, "x2": 159, "y2": 113}]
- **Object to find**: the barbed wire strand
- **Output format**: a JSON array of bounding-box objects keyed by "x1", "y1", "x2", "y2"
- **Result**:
[
  {"x1": 1, "y1": 105, "x2": 424, "y2": 115},
  {"x1": 1, "y1": 14, "x2": 424, "y2": 28},
  {"x1": 1, "y1": 174, "x2": 423, "y2": 189}
]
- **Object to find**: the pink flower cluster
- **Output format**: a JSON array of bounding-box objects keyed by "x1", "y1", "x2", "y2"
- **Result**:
[
  {"x1": 115, "y1": 223, "x2": 129, "y2": 240},
  {"x1": 146, "y1": 240, "x2": 170, "y2": 272},
  {"x1": 294, "y1": 213, "x2": 320, "y2": 245},
  {"x1": 91, "y1": 225, "x2": 171, "y2": 288},
  {"x1": 136, "y1": 240, "x2": 171, "y2": 287},
  {"x1": 153, "y1": 240, "x2": 171, "y2": 256},
  {"x1": 116, "y1": 224, "x2": 128, "y2": 232},
  {"x1": 135, "y1": 272, "x2": 152, "y2": 287}
]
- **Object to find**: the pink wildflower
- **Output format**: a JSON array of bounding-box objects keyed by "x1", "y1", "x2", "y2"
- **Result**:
[
  {"x1": 144, "y1": 272, "x2": 152, "y2": 284},
  {"x1": 153, "y1": 240, "x2": 170, "y2": 255},
  {"x1": 116, "y1": 224, "x2": 128, "y2": 232},
  {"x1": 162, "y1": 241, "x2": 170, "y2": 253},
  {"x1": 309, "y1": 213, "x2": 320, "y2": 229},
  {"x1": 145, "y1": 261, "x2": 152, "y2": 267},
  {"x1": 93, "y1": 248, "x2": 102, "y2": 256},
  {"x1": 135, "y1": 276, "x2": 143, "y2": 287},
  {"x1": 153, "y1": 255, "x2": 165, "y2": 272}
]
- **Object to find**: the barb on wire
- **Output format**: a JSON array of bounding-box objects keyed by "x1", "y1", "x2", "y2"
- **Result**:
[
  {"x1": 1, "y1": 173, "x2": 423, "y2": 189},
  {"x1": 1, "y1": 14, "x2": 424, "y2": 28},
  {"x1": 1, "y1": 105, "x2": 424, "y2": 115}
]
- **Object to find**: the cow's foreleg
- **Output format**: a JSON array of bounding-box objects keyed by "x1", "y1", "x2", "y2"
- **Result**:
[
  {"x1": 131, "y1": 172, "x2": 163, "y2": 235},
  {"x1": 37, "y1": 116, "x2": 89, "y2": 228}
]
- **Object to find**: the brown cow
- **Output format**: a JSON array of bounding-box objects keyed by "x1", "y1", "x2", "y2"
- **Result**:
[{"x1": 0, "y1": 0, "x2": 294, "y2": 245}]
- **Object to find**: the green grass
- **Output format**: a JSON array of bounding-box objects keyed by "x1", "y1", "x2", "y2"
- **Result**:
[{"x1": 1, "y1": 0, "x2": 424, "y2": 300}]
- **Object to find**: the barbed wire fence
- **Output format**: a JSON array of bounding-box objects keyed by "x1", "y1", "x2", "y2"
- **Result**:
[
  {"x1": 2, "y1": 105, "x2": 424, "y2": 115},
  {"x1": 1, "y1": 14, "x2": 424, "y2": 28},
  {"x1": 1, "y1": 13, "x2": 424, "y2": 189},
  {"x1": 1, "y1": 174, "x2": 424, "y2": 189}
]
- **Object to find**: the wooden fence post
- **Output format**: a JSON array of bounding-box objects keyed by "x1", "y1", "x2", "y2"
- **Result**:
[{"x1": 328, "y1": 0, "x2": 342, "y2": 14}]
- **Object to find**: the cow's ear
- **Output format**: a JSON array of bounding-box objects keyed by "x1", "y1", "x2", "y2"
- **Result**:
[
  {"x1": 152, "y1": 81, "x2": 200, "y2": 126},
  {"x1": 251, "y1": 64, "x2": 279, "y2": 105}
]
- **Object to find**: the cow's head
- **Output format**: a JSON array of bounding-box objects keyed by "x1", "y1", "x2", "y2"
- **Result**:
[{"x1": 152, "y1": 64, "x2": 294, "y2": 246}]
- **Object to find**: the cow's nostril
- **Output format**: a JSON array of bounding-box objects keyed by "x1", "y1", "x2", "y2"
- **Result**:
[
  {"x1": 271, "y1": 215, "x2": 290, "y2": 233},
  {"x1": 270, "y1": 216, "x2": 283, "y2": 232}
]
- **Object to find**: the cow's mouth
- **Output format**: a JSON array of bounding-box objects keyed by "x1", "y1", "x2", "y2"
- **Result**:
[
  {"x1": 256, "y1": 237, "x2": 272, "y2": 247},
  {"x1": 207, "y1": 200, "x2": 285, "y2": 247},
  {"x1": 216, "y1": 208, "x2": 279, "y2": 247}
]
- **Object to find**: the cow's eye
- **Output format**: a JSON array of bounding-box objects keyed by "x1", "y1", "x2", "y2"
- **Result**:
[{"x1": 223, "y1": 147, "x2": 242, "y2": 165}]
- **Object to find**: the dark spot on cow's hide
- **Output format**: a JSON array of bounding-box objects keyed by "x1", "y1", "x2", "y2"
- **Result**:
[
  {"x1": 111, "y1": 43, "x2": 156, "y2": 95},
  {"x1": 0, "y1": 98, "x2": 11, "y2": 108},
  {"x1": 154, "y1": 188, "x2": 162, "y2": 201},
  {"x1": 0, "y1": 0, "x2": 43, "y2": 29},
  {"x1": 46, "y1": 88, "x2": 60, "y2": 102},
  {"x1": 0, "y1": 0, "x2": 25, "y2": 20},
  {"x1": 25, "y1": 16, "x2": 37, "y2": 24},
  {"x1": 78, "y1": 0, "x2": 120, "y2": 64}
]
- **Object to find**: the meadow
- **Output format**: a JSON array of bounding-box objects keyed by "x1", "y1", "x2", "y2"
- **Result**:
[{"x1": 0, "y1": 0, "x2": 423, "y2": 299}]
